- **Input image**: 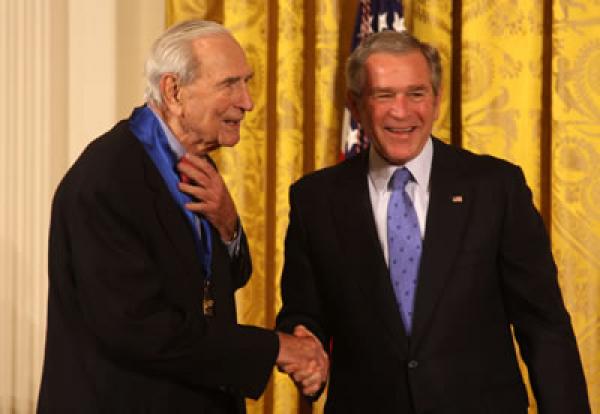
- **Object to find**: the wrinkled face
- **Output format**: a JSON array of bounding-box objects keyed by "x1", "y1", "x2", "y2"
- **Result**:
[
  {"x1": 348, "y1": 51, "x2": 441, "y2": 165},
  {"x1": 175, "y1": 34, "x2": 254, "y2": 154}
]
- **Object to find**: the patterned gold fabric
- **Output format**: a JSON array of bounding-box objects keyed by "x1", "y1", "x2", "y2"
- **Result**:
[
  {"x1": 410, "y1": 0, "x2": 452, "y2": 143},
  {"x1": 460, "y1": 0, "x2": 543, "y2": 206},
  {"x1": 166, "y1": 1, "x2": 349, "y2": 413},
  {"x1": 167, "y1": 1, "x2": 600, "y2": 413},
  {"x1": 553, "y1": 2, "x2": 600, "y2": 413}
]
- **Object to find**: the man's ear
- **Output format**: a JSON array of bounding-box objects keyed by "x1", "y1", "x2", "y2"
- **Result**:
[
  {"x1": 346, "y1": 90, "x2": 361, "y2": 124},
  {"x1": 432, "y1": 84, "x2": 443, "y2": 122},
  {"x1": 160, "y1": 73, "x2": 182, "y2": 114}
]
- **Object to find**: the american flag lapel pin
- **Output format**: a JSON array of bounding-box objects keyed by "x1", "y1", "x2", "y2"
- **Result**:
[{"x1": 452, "y1": 195, "x2": 463, "y2": 203}]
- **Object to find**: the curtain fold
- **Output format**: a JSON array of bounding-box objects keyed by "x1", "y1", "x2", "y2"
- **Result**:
[
  {"x1": 552, "y1": 1, "x2": 600, "y2": 412},
  {"x1": 409, "y1": 0, "x2": 452, "y2": 143},
  {"x1": 166, "y1": 1, "x2": 600, "y2": 413}
]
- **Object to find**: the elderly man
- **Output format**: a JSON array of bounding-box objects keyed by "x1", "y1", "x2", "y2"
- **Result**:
[
  {"x1": 37, "y1": 20, "x2": 326, "y2": 413},
  {"x1": 277, "y1": 30, "x2": 590, "y2": 413}
]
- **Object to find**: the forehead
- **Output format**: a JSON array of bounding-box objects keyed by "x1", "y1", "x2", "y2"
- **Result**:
[
  {"x1": 363, "y1": 50, "x2": 432, "y2": 88},
  {"x1": 191, "y1": 34, "x2": 251, "y2": 79}
]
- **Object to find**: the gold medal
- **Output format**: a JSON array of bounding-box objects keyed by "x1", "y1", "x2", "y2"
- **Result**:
[{"x1": 202, "y1": 280, "x2": 215, "y2": 317}]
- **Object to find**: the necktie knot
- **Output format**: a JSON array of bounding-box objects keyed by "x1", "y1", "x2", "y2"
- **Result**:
[{"x1": 389, "y1": 167, "x2": 412, "y2": 191}]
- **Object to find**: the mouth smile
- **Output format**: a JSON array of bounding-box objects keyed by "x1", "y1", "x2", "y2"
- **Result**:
[{"x1": 385, "y1": 126, "x2": 416, "y2": 133}]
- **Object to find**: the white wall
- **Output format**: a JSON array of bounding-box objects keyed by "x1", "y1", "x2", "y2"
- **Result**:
[{"x1": 0, "y1": 0, "x2": 164, "y2": 411}]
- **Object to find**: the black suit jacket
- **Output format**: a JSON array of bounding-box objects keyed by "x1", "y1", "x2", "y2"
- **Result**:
[
  {"x1": 38, "y1": 117, "x2": 278, "y2": 413},
  {"x1": 277, "y1": 138, "x2": 590, "y2": 413}
]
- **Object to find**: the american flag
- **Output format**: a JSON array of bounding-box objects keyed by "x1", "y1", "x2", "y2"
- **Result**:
[{"x1": 341, "y1": 0, "x2": 406, "y2": 159}]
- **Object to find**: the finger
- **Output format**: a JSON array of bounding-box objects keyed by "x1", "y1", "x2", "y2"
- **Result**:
[
  {"x1": 293, "y1": 324, "x2": 313, "y2": 338},
  {"x1": 290, "y1": 360, "x2": 317, "y2": 383},
  {"x1": 301, "y1": 372, "x2": 324, "y2": 395},
  {"x1": 278, "y1": 362, "x2": 299, "y2": 374},
  {"x1": 179, "y1": 183, "x2": 216, "y2": 202},
  {"x1": 292, "y1": 371, "x2": 310, "y2": 383},
  {"x1": 177, "y1": 163, "x2": 211, "y2": 186},
  {"x1": 302, "y1": 383, "x2": 320, "y2": 397},
  {"x1": 292, "y1": 369, "x2": 317, "y2": 384},
  {"x1": 183, "y1": 153, "x2": 217, "y2": 178},
  {"x1": 178, "y1": 156, "x2": 216, "y2": 185},
  {"x1": 184, "y1": 201, "x2": 207, "y2": 212},
  {"x1": 179, "y1": 183, "x2": 207, "y2": 200}
]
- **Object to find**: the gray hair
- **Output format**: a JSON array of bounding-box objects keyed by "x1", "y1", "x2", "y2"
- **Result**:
[
  {"x1": 144, "y1": 20, "x2": 231, "y2": 105},
  {"x1": 346, "y1": 30, "x2": 442, "y2": 97}
]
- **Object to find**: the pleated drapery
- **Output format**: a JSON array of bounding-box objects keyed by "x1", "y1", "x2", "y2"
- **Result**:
[{"x1": 166, "y1": 1, "x2": 600, "y2": 413}]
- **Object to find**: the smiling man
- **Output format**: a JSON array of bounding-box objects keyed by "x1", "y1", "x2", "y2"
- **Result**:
[
  {"x1": 37, "y1": 20, "x2": 327, "y2": 413},
  {"x1": 276, "y1": 30, "x2": 590, "y2": 413}
]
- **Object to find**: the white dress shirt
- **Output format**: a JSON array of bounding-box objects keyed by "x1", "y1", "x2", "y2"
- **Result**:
[{"x1": 367, "y1": 138, "x2": 433, "y2": 266}]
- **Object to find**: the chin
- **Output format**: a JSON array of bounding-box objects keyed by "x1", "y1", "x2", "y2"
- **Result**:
[
  {"x1": 219, "y1": 136, "x2": 241, "y2": 147},
  {"x1": 382, "y1": 150, "x2": 418, "y2": 165}
]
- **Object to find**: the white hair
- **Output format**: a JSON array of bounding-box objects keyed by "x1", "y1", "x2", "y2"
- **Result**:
[{"x1": 144, "y1": 20, "x2": 230, "y2": 105}]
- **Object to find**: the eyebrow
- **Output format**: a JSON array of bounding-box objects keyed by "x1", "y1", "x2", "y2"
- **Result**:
[
  {"x1": 219, "y1": 72, "x2": 254, "y2": 86},
  {"x1": 370, "y1": 86, "x2": 396, "y2": 93},
  {"x1": 406, "y1": 85, "x2": 428, "y2": 91},
  {"x1": 369, "y1": 84, "x2": 431, "y2": 96}
]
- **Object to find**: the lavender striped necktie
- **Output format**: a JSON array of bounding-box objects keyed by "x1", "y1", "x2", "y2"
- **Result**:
[{"x1": 387, "y1": 167, "x2": 422, "y2": 334}]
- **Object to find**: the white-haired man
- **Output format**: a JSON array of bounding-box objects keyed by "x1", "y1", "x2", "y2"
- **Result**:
[{"x1": 37, "y1": 20, "x2": 327, "y2": 413}]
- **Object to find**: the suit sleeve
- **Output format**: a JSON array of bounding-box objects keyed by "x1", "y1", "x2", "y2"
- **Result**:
[
  {"x1": 56, "y1": 175, "x2": 278, "y2": 399},
  {"x1": 276, "y1": 183, "x2": 329, "y2": 347},
  {"x1": 498, "y1": 166, "x2": 590, "y2": 413}
]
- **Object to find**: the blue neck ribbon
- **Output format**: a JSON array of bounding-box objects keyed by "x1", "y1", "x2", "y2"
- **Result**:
[{"x1": 129, "y1": 105, "x2": 213, "y2": 281}]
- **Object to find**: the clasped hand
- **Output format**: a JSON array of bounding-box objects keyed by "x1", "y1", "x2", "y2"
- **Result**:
[{"x1": 276, "y1": 325, "x2": 329, "y2": 397}]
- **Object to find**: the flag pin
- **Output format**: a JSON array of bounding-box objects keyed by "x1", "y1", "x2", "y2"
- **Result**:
[{"x1": 452, "y1": 195, "x2": 463, "y2": 203}]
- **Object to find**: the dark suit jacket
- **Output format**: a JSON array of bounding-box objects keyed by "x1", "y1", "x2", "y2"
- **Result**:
[
  {"x1": 276, "y1": 138, "x2": 590, "y2": 413},
  {"x1": 38, "y1": 117, "x2": 278, "y2": 413}
]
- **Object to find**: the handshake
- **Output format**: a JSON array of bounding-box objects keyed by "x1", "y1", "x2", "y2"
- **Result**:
[{"x1": 276, "y1": 325, "x2": 329, "y2": 397}]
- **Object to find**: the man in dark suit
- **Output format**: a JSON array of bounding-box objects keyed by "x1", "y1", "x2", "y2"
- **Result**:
[
  {"x1": 276, "y1": 30, "x2": 590, "y2": 413},
  {"x1": 37, "y1": 20, "x2": 326, "y2": 413}
]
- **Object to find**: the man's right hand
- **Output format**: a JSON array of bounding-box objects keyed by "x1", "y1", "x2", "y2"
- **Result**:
[{"x1": 276, "y1": 325, "x2": 329, "y2": 397}]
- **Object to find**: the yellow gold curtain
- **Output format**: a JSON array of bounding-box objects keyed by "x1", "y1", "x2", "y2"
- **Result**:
[
  {"x1": 166, "y1": 1, "x2": 600, "y2": 413},
  {"x1": 552, "y1": 1, "x2": 600, "y2": 413},
  {"x1": 166, "y1": 1, "x2": 352, "y2": 413}
]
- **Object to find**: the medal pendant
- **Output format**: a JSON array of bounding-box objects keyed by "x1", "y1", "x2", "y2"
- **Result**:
[{"x1": 203, "y1": 280, "x2": 215, "y2": 317}]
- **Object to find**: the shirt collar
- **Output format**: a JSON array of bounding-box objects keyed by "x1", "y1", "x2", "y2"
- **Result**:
[
  {"x1": 368, "y1": 137, "x2": 433, "y2": 193},
  {"x1": 148, "y1": 106, "x2": 186, "y2": 160}
]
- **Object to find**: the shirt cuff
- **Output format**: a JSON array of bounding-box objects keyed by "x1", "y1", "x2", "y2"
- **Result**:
[{"x1": 223, "y1": 220, "x2": 242, "y2": 257}]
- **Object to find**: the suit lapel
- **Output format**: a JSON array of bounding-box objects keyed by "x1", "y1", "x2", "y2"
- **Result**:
[
  {"x1": 410, "y1": 139, "x2": 473, "y2": 351},
  {"x1": 137, "y1": 137, "x2": 205, "y2": 281},
  {"x1": 331, "y1": 153, "x2": 409, "y2": 353}
]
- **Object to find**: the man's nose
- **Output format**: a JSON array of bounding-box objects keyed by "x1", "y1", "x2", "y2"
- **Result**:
[
  {"x1": 389, "y1": 94, "x2": 409, "y2": 118},
  {"x1": 236, "y1": 83, "x2": 254, "y2": 112}
]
